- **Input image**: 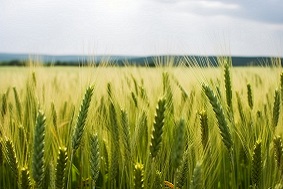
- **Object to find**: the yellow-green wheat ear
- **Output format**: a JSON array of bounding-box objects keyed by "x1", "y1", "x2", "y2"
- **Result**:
[
  {"x1": 134, "y1": 163, "x2": 144, "y2": 189},
  {"x1": 280, "y1": 72, "x2": 283, "y2": 104},
  {"x1": 120, "y1": 109, "x2": 131, "y2": 159},
  {"x1": 72, "y1": 86, "x2": 94, "y2": 153},
  {"x1": 13, "y1": 87, "x2": 23, "y2": 123},
  {"x1": 247, "y1": 84, "x2": 253, "y2": 110},
  {"x1": 89, "y1": 134, "x2": 100, "y2": 185},
  {"x1": 0, "y1": 138, "x2": 3, "y2": 166},
  {"x1": 4, "y1": 138, "x2": 19, "y2": 182},
  {"x1": 252, "y1": 140, "x2": 262, "y2": 188},
  {"x1": 172, "y1": 118, "x2": 186, "y2": 170},
  {"x1": 175, "y1": 150, "x2": 189, "y2": 189},
  {"x1": 272, "y1": 89, "x2": 280, "y2": 127},
  {"x1": 32, "y1": 110, "x2": 46, "y2": 188},
  {"x1": 274, "y1": 136, "x2": 283, "y2": 172},
  {"x1": 150, "y1": 98, "x2": 166, "y2": 158},
  {"x1": 21, "y1": 167, "x2": 32, "y2": 189},
  {"x1": 224, "y1": 61, "x2": 233, "y2": 108},
  {"x1": 190, "y1": 162, "x2": 203, "y2": 189},
  {"x1": 55, "y1": 147, "x2": 68, "y2": 189},
  {"x1": 202, "y1": 84, "x2": 233, "y2": 151},
  {"x1": 199, "y1": 110, "x2": 209, "y2": 150},
  {"x1": 1, "y1": 93, "x2": 7, "y2": 117}
]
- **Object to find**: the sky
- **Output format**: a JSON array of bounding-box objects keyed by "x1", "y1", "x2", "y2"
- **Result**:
[{"x1": 0, "y1": 0, "x2": 283, "y2": 56}]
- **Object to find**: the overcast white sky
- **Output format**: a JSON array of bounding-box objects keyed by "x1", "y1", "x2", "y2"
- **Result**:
[{"x1": 0, "y1": 0, "x2": 283, "y2": 56}]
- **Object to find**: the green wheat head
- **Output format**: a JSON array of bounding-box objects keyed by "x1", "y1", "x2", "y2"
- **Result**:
[
  {"x1": 224, "y1": 61, "x2": 233, "y2": 108},
  {"x1": 4, "y1": 138, "x2": 19, "y2": 182},
  {"x1": 72, "y1": 86, "x2": 94, "y2": 153},
  {"x1": 252, "y1": 140, "x2": 262, "y2": 188},
  {"x1": 190, "y1": 162, "x2": 203, "y2": 189},
  {"x1": 150, "y1": 98, "x2": 166, "y2": 158},
  {"x1": 89, "y1": 134, "x2": 100, "y2": 185},
  {"x1": 21, "y1": 167, "x2": 32, "y2": 189},
  {"x1": 172, "y1": 118, "x2": 186, "y2": 169},
  {"x1": 202, "y1": 84, "x2": 233, "y2": 151},
  {"x1": 55, "y1": 147, "x2": 68, "y2": 189},
  {"x1": 32, "y1": 110, "x2": 46, "y2": 188},
  {"x1": 13, "y1": 87, "x2": 23, "y2": 123},
  {"x1": 134, "y1": 163, "x2": 144, "y2": 189},
  {"x1": 175, "y1": 150, "x2": 189, "y2": 189},
  {"x1": 247, "y1": 84, "x2": 253, "y2": 110},
  {"x1": 272, "y1": 89, "x2": 280, "y2": 127},
  {"x1": 274, "y1": 136, "x2": 283, "y2": 172},
  {"x1": 199, "y1": 110, "x2": 209, "y2": 150}
]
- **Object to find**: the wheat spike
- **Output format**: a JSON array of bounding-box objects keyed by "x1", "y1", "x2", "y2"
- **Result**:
[
  {"x1": 202, "y1": 84, "x2": 233, "y2": 151},
  {"x1": 190, "y1": 162, "x2": 203, "y2": 189},
  {"x1": 55, "y1": 147, "x2": 68, "y2": 189},
  {"x1": 89, "y1": 134, "x2": 100, "y2": 185},
  {"x1": 150, "y1": 98, "x2": 166, "y2": 158},
  {"x1": 0, "y1": 138, "x2": 3, "y2": 166},
  {"x1": 274, "y1": 136, "x2": 283, "y2": 172},
  {"x1": 134, "y1": 163, "x2": 144, "y2": 189},
  {"x1": 121, "y1": 109, "x2": 131, "y2": 160},
  {"x1": 21, "y1": 167, "x2": 32, "y2": 189},
  {"x1": 252, "y1": 140, "x2": 262, "y2": 188},
  {"x1": 172, "y1": 118, "x2": 186, "y2": 169},
  {"x1": 224, "y1": 61, "x2": 233, "y2": 108},
  {"x1": 247, "y1": 84, "x2": 253, "y2": 110},
  {"x1": 280, "y1": 72, "x2": 283, "y2": 104},
  {"x1": 175, "y1": 150, "x2": 189, "y2": 188},
  {"x1": 32, "y1": 110, "x2": 46, "y2": 188},
  {"x1": 199, "y1": 110, "x2": 209, "y2": 150},
  {"x1": 4, "y1": 138, "x2": 19, "y2": 182},
  {"x1": 72, "y1": 86, "x2": 94, "y2": 152},
  {"x1": 272, "y1": 89, "x2": 280, "y2": 127},
  {"x1": 13, "y1": 87, "x2": 23, "y2": 123}
]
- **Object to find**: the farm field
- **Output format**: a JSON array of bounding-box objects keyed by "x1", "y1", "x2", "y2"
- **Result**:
[{"x1": 0, "y1": 60, "x2": 283, "y2": 189}]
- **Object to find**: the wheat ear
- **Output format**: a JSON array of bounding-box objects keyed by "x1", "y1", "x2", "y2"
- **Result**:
[
  {"x1": 21, "y1": 167, "x2": 32, "y2": 189},
  {"x1": 134, "y1": 163, "x2": 144, "y2": 189},
  {"x1": 274, "y1": 136, "x2": 283, "y2": 172},
  {"x1": 72, "y1": 86, "x2": 94, "y2": 152},
  {"x1": 32, "y1": 110, "x2": 46, "y2": 188},
  {"x1": 4, "y1": 138, "x2": 19, "y2": 182},
  {"x1": 199, "y1": 110, "x2": 209, "y2": 150},
  {"x1": 13, "y1": 87, "x2": 23, "y2": 123},
  {"x1": 190, "y1": 162, "x2": 203, "y2": 189},
  {"x1": 202, "y1": 84, "x2": 233, "y2": 151},
  {"x1": 55, "y1": 147, "x2": 68, "y2": 189},
  {"x1": 224, "y1": 61, "x2": 232, "y2": 108},
  {"x1": 272, "y1": 89, "x2": 280, "y2": 127},
  {"x1": 175, "y1": 150, "x2": 189, "y2": 188},
  {"x1": 150, "y1": 98, "x2": 166, "y2": 158},
  {"x1": 89, "y1": 134, "x2": 100, "y2": 185},
  {"x1": 247, "y1": 84, "x2": 253, "y2": 110},
  {"x1": 252, "y1": 140, "x2": 262, "y2": 188}
]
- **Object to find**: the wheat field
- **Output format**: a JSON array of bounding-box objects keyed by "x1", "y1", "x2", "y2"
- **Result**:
[{"x1": 0, "y1": 58, "x2": 283, "y2": 189}]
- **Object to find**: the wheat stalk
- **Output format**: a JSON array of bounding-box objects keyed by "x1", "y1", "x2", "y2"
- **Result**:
[
  {"x1": 202, "y1": 84, "x2": 233, "y2": 151},
  {"x1": 150, "y1": 98, "x2": 166, "y2": 158},
  {"x1": 32, "y1": 110, "x2": 46, "y2": 188}
]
